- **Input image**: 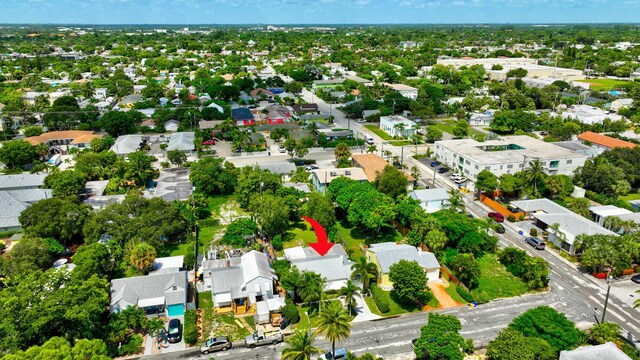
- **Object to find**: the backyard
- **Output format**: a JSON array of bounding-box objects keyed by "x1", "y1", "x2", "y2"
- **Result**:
[
  {"x1": 197, "y1": 291, "x2": 253, "y2": 342},
  {"x1": 470, "y1": 254, "x2": 529, "y2": 303},
  {"x1": 577, "y1": 78, "x2": 630, "y2": 91},
  {"x1": 428, "y1": 119, "x2": 486, "y2": 141}
]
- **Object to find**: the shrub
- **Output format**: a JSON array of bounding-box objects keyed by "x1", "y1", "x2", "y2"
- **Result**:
[
  {"x1": 456, "y1": 286, "x2": 475, "y2": 303},
  {"x1": 529, "y1": 228, "x2": 538, "y2": 237},
  {"x1": 282, "y1": 303, "x2": 300, "y2": 324},
  {"x1": 183, "y1": 309, "x2": 198, "y2": 345},
  {"x1": 272, "y1": 235, "x2": 284, "y2": 251},
  {"x1": 518, "y1": 215, "x2": 525, "y2": 221},
  {"x1": 507, "y1": 215, "x2": 516, "y2": 222},
  {"x1": 371, "y1": 285, "x2": 390, "y2": 313},
  {"x1": 622, "y1": 268, "x2": 634, "y2": 276},
  {"x1": 592, "y1": 272, "x2": 607, "y2": 279},
  {"x1": 119, "y1": 334, "x2": 143, "y2": 356},
  {"x1": 0, "y1": 240, "x2": 5, "y2": 251}
]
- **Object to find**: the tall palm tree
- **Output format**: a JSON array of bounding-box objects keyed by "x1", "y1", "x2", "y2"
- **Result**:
[
  {"x1": 446, "y1": 188, "x2": 465, "y2": 212},
  {"x1": 316, "y1": 301, "x2": 352, "y2": 360},
  {"x1": 126, "y1": 151, "x2": 155, "y2": 187},
  {"x1": 522, "y1": 159, "x2": 546, "y2": 197},
  {"x1": 613, "y1": 180, "x2": 632, "y2": 198},
  {"x1": 34, "y1": 143, "x2": 49, "y2": 162},
  {"x1": 281, "y1": 329, "x2": 321, "y2": 360},
  {"x1": 351, "y1": 257, "x2": 378, "y2": 294},
  {"x1": 339, "y1": 280, "x2": 360, "y2": 316},
  {"x1": 297, "y1": 272, "x2": 326, "y2": 312}
]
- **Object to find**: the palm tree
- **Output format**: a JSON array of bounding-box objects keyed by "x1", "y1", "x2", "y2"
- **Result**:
[
  {"x1": 425, "y1": 147, "x2": 433, "y2": 159},
  {"x1": 339, "y1": 280, "x2": 360, "y2": 316},
  {"x1": 316, "y1": 301, "x2": 352, "y2": 360},
  {"x1": 393, "y1": 123, "x2": 406, "y2": 139},
  {"x1": 297, "y1": 272, "x2": 326, "y2": 312},
  {"x1": 126, "y1": 151, "x2": 155, "y2": 187},
  {"x1": 82, "y1": 82, "x2": 95, "y2": 99},
  {"x1": 446, "y1": 188, "x2": 465, "y2": 212},
  {"x1": 281, "y1": 329, "x2": 321, "y2": 360},
  {"x1": 522, "y1": 159, "x2": 546, "y2": 197},
  {"x1": 366, "y1": 144, "x2": 377, "y2": 154},
  {"x1": 34, "y1": 143, "x2": 49, "y2": 162},
  {"x1": 603, "y1": 216, "x2": 624, "y2": 233},
  {"x1": 613, "y1": 180, "x2": 632, "y2": 198},
  {"x1": 350, "y1": 257, "x2": 377, "y2": 294},
  {"x1": 129, "y1": 242, "x2": 156, "y2": 273}
]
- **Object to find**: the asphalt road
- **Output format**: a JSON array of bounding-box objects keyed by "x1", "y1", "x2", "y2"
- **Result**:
[{"x1": 138, "y1": 93, "x2": 640, "y2": 359}]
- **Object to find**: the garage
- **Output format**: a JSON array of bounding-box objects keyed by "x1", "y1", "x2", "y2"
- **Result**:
[{"x1": 167, "y1": 304, "x2": 184, "y2": 316}]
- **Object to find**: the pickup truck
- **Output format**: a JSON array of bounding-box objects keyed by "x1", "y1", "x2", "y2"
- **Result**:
[{"x1": 244, "y1": 331, "x2": 284, "y2": 348}]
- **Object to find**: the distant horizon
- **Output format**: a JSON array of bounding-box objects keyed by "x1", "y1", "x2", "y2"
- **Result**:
[
  {"x1": 2, "y1": 0, "x2": 639, "y2": 25},
  {"x1": 1, "y1": 22, "x2": 640, "y2": 26}
]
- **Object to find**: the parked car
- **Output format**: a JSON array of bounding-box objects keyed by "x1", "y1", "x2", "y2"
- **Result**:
[
  {"x1": 202, "y1": 139, "x2": 216, "y2": 145},
  {"x1": 437, "y1": 167, "x2": 448, "y2": 174},
  {"x1": 494, "y1": 224, "x2": 505, "y2": 234},
  {"x1": 167, "y1": 319, "x2": 182, "y2": 343},
  {"x1": 278, "y1": 145, "x2": 286, "y2": 153},
  {"x1": 488, "y1": 212, "x2": 505, "y2": 222},
  {"x1": 631, "y1": 274, "x2": 640, "y2": 284},
  {"x1": 304, "y1": 165, "x2": 319, "y2": 171},
  {"x1": 449, "y1": 173, "x2": 462, "y2": 179},
  {"x1": 200, "y1": 336, "x2": 232, "y2": 354},
  {"x1": 430, "y1": 161, "x2": 440, "y2": 167},
  {"x1": 364, "y1": 135, "x2": 374, "y2": 144},
  {"x1": 525, "y1": 237, "x2": 546, "y2": 250},
  {"x1": 320, "y1": 348, "x2": 348, "y2": 360},
  {"x1": 357, "y1": 119, "x2": 367, "y2": 123},
  {"x1": 454, "y1": 177, "x2": 467, "y2": 184},
  {"x1": 244, "y1": 330, "x2": 283, "y2": 348}
]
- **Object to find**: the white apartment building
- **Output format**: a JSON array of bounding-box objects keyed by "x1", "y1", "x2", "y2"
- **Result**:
[
  {"x1": 383, "y1": 83, "x2": 419, "y2": 100},
  {"x1": 380, "y1": 115, "x2": 417, "y2": 138},
  {"x1": 436, "y1": 57, "x2": 585, "y2": 81},
  {"x1": 434, "y1": 136, "x2": 587, "y2": 180}
]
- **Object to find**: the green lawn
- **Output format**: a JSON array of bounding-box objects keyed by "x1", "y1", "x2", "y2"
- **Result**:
[
  {"x1": 445, "y1": 283, "x2": 469, "y2": 305},
  {"x1": 577, "y1": 79, "x2": 629, "y2": 91},
  {"x1": 621, "y1": 193, "x2": 640, "y2": 202},
  {"x1": 335, "y1": 221, "x2": 403, "y2": 259},
  {"x1": 157, "y1": 241, "x2": 193, "y2": 258},
  {"x1": 296, "y1": 300, "x2": 346, "y2": 329},
  {"x1": 196, "y1": 291, "x2": 251, "y2": 342},
  {"x1": 197, "y1": 291, "x2": 213, "y2": 309},
  {"x1": 429, "y1": 120, "x2": 486, "y2": 141},
  {"x1": 207, "y1": 194, "x2": 238, "y2": 214},
  {"x1": 364, "y1": 290, "x2": 422, "y2": 316},
  {"x1": 389, "y1": 140, "x2": 413, "y2": 146},
  {"x1": 282, "y1": 221, "x2": 318, "y2": 249},
  {"x1": 470, "y1": 254, "x2": 529, "y2": 303},
  {"x1": 365, "y1": 125, "x2": 393, "y2": 141}
]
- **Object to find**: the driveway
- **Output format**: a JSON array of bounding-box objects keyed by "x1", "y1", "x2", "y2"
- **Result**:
[
  {"x1": 428, "y1": 280, "x2": 464, "y2": 309},
  {"x1": 351, "y1": 294, "x2": 381, "y2": 323},
  {"x1": 161, "y1": 315, "x2": 186, "y2": 354}
]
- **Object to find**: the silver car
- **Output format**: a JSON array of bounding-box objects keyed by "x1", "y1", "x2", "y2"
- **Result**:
[{"x1": 200, "y1": 336, "x2": 232, "y2": 354}]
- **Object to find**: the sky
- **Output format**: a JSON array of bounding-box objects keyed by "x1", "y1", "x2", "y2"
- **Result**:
[{"x1": 1, "y1": 0, "x2": 639, "y2": 24}]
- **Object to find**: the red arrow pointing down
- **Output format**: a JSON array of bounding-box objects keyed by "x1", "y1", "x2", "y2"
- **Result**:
[{"x1": 302, "y1": 215, "x2": 334, "y2": 256}]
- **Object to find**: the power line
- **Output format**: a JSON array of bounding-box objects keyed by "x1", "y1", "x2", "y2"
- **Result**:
[{"x1": 0, "y1": 104, "x2": 208, "y2": 116}]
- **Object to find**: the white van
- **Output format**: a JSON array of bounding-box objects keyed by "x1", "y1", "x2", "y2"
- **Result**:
[{"x1": 364, "y1": 134, "x2": 374, "y2": 145}]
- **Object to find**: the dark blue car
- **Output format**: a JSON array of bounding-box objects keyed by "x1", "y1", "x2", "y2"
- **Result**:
[{"x1": 430, "y1": 161, "x2": 440, "y2": 167}]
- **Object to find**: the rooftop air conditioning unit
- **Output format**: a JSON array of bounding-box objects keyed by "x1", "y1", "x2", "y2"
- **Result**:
[{"x1": 345, "y1": 170, "x2": 351, "y2": 175}]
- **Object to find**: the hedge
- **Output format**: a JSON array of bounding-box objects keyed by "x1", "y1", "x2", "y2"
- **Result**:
[
  {"x1": 371, "y1": 285, "x2": 390, "y2": 313},
  {"x1": 456, "y1": 286, "x2": 475, "y2": 303},
  {"x1": 184, "y1": 309, "x2": 198, "y2": 345}
]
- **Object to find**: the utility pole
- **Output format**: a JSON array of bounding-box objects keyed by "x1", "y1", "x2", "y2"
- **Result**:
[
  {"x1": 400, "y1": 146, "x2": 404, "y2": 168},
  {"x1": 601, "y1": 267, "x2": 612, "y2": 324}
]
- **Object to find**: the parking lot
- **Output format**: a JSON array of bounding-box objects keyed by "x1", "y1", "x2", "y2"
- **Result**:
[{"x1": 416, "y1": 157, "x2": 469, "y2": 187}]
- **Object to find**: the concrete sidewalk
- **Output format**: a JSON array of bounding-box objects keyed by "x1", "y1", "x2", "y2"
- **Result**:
[{"x1": 351, "y1": 294, "x2": 382, "y2": 323}]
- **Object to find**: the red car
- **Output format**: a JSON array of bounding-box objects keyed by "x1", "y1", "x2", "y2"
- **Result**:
[
  {"x1": 488, "y1": 212, "x2": 504, "y2": 222},
  {"x1": 202, "y1": 140, "x2": 216, "y2": 146}
]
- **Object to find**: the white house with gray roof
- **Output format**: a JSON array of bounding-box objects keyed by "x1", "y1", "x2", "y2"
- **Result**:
[
  {"x1": 110, "y1": 270, "x2": 188, "y2": 317},
  {"x1": 511, "y1": 198, "x2": 617, "y2": 254},
  {"x1": 110, "y1": 135, "x2": 143, "y2": 156},
  {"x1": 284, "y1": 244, "x2": 354, "y2": 291},
  {"x1": 202, "y1": 250, "x2": 277, "y2": 314},
  {"x1": 408, "y1": 188, "x2": 450, "y2": 213},
  {"x1": 166, "y1": 132, "x2": 195, "y2": 153},
  {"x1": 0, "y1": 173, "x2": 46, "y2": 191},
  {"x1": 0, "y1": 188, "x2": 52, "y2": 232},
  {"x1": 366, "y1": 242, "x2": 440, "y2": 289}
]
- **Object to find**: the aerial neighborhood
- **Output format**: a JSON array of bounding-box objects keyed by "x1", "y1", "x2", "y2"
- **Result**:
[{"x1": 0, "y1": 22, "x2": 639, "y2": 360}]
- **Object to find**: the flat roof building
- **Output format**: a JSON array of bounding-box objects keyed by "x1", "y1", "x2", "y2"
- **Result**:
[
  {"x1": 434, "y1": 136, "x2": 587, "y2": 181},
  {"x1": 311, "y1": 167, "x2": 368, "y2": 194},
  {"x1": 380, "y1": 115, "x2": 417, "y2": 138}
]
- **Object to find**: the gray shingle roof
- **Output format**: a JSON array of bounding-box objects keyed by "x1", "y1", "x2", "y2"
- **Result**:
[
  {"x1": 5, "y1": 189, "x2": 52, "y2": 203},
  {"x1": 110, "y1": 135, "x2": 143, "y2": 155},
  {"x1": 291, "y1": 255, "x2": 354, "y2": 282},
  {"x1": 0, "y1": 192, "x2": 28, "y2": 229},
  {"x1": 167, "y1": 132, "x2": 195, "y2": 152},
  {"x1": 559, "y1": 342, "x2": 631, "y2": 360},
  {"x1": 0, "y1": 174, "x2": 46, "y2": 190},
  {"x1": 110, "y1": 270, "x2": 187, "y2": 309},
  {"x1": 368, "y1": 243, "x2": 440, "y2": 273},
  {"x1": 208, "y1": 251, "x2": 276, "y2": 300},
  {"x1": 259, "y1": 162, "x2": 296, "y2": 175}
]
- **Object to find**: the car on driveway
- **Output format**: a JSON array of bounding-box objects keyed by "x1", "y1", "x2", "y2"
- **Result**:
[
  {"x1": 525, "y1": 237, "x2": 546, "y2": 250},
  {"x1": 488, "y1": 212, "x2": 504, "y2": 222},
  {"x1": 631, "y1": 274, "x2": 640, "y2": 284},
  {"x1": 430, "y1": 161, "x2": 440, "y2": 167},
  {"x1": 200, "y1": 336, "x2": 232, "y2": 354},
  {"x1": 167, "y1": 319, "x2": 182, "y2": 343}
]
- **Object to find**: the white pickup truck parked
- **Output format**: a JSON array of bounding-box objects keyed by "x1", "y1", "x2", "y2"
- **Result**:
[{"x1": 244, "y1": 330, "x2": 284, "y2": 348}]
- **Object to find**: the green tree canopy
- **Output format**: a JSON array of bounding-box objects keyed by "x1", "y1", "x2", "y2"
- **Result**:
[
  {"x1": 19, "y1": 197, "x2": 91, "y2": 246},
  {"x1": 414, "y1": 313, "x2": 466, "y2": 360},
  {"x1": 388, "y1": 259, "x2": 431, "y2": 304},
  {"x1": 0, "y1": 140, "x2": 38, "y2": 169},
  {"x1": 375, "y1": 165, "x2": 409, "y2": 200},
  {"x1": 508, "y1": 306, "x2": 583, "y2": 353}
]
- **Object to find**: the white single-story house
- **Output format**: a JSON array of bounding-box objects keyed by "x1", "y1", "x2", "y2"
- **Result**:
[
  {"x1": 408, "y1": 188, "x2": 450, "y2": 213},
  {"x1": 284, "y1": 244, "x2": 355, "y2": 291}
]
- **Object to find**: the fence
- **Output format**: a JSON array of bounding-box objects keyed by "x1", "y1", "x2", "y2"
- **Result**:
[{"x1": 479, "y1": 194, "x2": 525, "y2": 220}]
